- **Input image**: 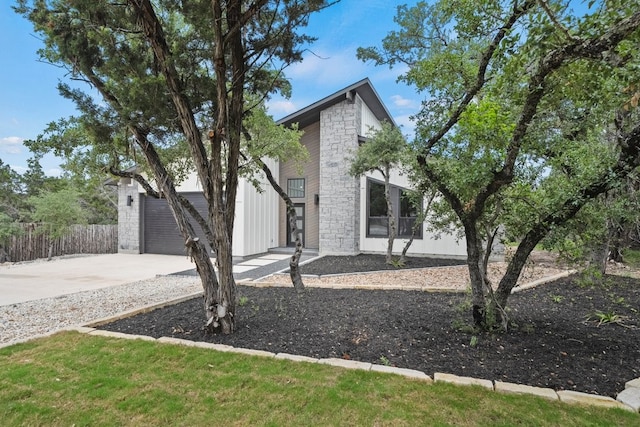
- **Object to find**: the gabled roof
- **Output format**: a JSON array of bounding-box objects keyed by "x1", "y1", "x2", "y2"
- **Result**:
[{"x1": 276, "y1": 78, "x2": 395, "y2": 129}]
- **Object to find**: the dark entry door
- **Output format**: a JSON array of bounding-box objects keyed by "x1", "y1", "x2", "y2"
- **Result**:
[{"x1": 286, "y1": 203, "x2": 305, "y2": 247}]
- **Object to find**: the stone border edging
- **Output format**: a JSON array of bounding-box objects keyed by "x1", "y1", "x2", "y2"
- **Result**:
[
  {"x1": 511, "y1": 270, "x2": 577, "y2": 293},
  {"x1": 66, "y1": 326, "x2": 639, "y2": 413},
  {"x1": 85, "y1": 291, "x2": 203, "y2": 328}
]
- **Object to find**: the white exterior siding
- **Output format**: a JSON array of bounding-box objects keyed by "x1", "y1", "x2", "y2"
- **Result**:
[
  {"x1": 360, "y1": 96, "x2": 382, "y2": 135},
  {"x1": 358, "y1": 170, "x2": 467, "y2": 258},
  {"x1": 233, "y1": 158, "x2": 280, "y2": 257}
]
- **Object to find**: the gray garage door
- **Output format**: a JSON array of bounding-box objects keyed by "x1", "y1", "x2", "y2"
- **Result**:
[{"x1": 143, "y1": 192, "x2": 212, "y2": 255}]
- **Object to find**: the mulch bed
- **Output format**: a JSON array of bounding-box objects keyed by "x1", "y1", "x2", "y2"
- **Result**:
[{"x1": 99, "y1": 255, "x2": 640, "y2": 398}]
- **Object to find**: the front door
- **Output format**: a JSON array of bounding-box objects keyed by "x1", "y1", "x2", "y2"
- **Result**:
[{"x1": 286, "y1": 203, "x2": 305, "y2": 247}]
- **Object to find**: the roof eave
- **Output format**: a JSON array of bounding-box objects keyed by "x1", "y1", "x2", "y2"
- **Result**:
[{"x1": 276, "y1": 78, "x2": 395, "y2": 130}]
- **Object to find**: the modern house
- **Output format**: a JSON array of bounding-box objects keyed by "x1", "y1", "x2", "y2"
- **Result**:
[{"x1": 114, "y1": 78, "x2": 466, "y2": 259}]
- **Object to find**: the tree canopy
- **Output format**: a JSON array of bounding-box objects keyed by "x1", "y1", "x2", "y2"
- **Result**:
[
  {"x1": 16, "y1": 0, "x2": 332, "y2": 333},
  {"x1": 359, "y1": 0, "x2": 640, "y2": 328}
]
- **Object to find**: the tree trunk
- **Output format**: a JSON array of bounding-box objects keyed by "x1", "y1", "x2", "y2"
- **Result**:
[
  {"x1": 132, "y1": 128, "x2": 223, "y2": 332},
  {"x1": 464, "y1": 222, "x2": 488, "y2": 327},
  {"x1": 399, "y1": 232, "x2": 415, "y2": 264},
  {"x1": 383, "y1": 167, "x2": 396, "y2": 264},
  {"x1": 493, "y1": 229, "x2": 546, "y2": 310},
  {"x1": 400, "y1": 190, "x2": 436, "y2": 264},
  {"x1": 589, "y1": 243, "x2": 610, "y2": 275},
  {"x1": 130, "y1": 0, "x2": 245, "y2": 334},
  {"x1": 481, "y1": 225, "x2": 499, "y2": 279},
  {"x1": 47, "y1": 242, "x2": 53, "y2": 261},
  {"x1": 258, "y1": 159, "x2": 305, "y2": 292},
  {"x1": 210, "y1": 227, "x2": 236, "y2": 334},
  {"x1": 606, "y1": 221, "x2": 626, "y2": 264}
]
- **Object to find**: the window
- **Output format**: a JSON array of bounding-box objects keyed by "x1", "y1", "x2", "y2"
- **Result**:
[
  {"x1": 366, "y1": 179, "x2": 422, "y2": 239},
  {"x1": 399, "y1": 189, "x2": 421, "y2": 238},
  {"x1": 367, "y1": 180, "x2": 388, "y2": 237},
  {"x1": 287, "y1": 178, "x2": 305, "y2": 198}
]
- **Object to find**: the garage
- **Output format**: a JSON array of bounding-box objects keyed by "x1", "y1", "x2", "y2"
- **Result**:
[{"x1": 143, "y1": 192, "x2": 212, "y2": 255}]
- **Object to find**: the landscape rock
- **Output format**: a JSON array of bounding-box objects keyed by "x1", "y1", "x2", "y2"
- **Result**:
[
  {"x1": 494, "y1": 381, "x2": 558, "y2": 401},
  {"x1": 557, "y1": 390, "x2": 632, "y2": 411},
  {"x1": 434, "y1": 372, "x2": 493, "y2": 390},
  {"x1": 617, "y1": 387, "x2": 640, "y2": 412}
]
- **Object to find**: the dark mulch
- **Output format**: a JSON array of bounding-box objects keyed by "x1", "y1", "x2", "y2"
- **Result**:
[{"x1": 99, "y1": 256, "x2": 640, "y2": 398}]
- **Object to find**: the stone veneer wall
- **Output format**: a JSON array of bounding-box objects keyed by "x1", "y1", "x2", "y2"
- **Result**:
[
  {"x1": 117, "y1": 179, "x2": 141, "y2": 253},
  {"x1": 318, "y1": 96, "x2": 362, "y2": 255}
]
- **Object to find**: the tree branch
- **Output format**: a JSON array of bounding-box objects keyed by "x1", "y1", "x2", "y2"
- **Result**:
[{"x1": 420, "y1": 0, "x2": 536, "y2": 153}]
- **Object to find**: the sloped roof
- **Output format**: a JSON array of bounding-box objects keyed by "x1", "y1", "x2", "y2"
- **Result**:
[{"x1": 276, "y1": 78, "x2": 395, "y2": 129}]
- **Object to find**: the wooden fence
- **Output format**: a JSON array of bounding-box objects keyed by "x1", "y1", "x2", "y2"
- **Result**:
[{"x1": 5, "y1": 223, "x2": 118, "y2": 263}]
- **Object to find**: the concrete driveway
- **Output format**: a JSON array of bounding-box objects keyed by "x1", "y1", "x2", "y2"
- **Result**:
[{"x1": 0, "y1": 254, "x2": 195, "y2": 306}]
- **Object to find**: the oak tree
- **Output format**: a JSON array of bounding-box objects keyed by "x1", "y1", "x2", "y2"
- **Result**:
[{"x1": 359, "y1": 0, "x2": 640, "y2": 328}]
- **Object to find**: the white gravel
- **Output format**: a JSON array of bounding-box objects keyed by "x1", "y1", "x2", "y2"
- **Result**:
[{"x1": 0, "y1": 275, "x2": 201, "y2": 347}]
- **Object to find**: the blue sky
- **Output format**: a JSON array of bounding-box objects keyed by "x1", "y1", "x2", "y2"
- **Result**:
[{"x1": 0, "y1": 1, "x2": 420, "y2": 176}]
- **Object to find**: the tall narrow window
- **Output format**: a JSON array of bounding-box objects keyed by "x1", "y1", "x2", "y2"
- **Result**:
[
  {"x1": 287, "y1": 178, "x2": 305, "y2": 198},
  {"x1": 367, "y1": 180, "x2": 388, "y2": 237}
]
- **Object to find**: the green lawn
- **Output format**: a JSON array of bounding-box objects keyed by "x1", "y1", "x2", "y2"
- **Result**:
[{"x1": 0, "y1": 332, "x2": 636, "y2": 426}]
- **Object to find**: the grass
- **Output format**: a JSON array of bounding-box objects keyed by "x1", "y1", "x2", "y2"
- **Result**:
[{"x1": 1, "y1": 332, "x2": 637, "y2": 426}]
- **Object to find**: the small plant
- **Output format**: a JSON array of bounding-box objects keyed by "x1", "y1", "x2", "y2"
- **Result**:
[
  {"x1": 454, "y1": 293, "x2": 473, "y2": 315},
  {"x1": 238, "y1": 296, "x2": 249, "y2": 307},
  {"x1": 379, "y1": 356, "x2": 391, "y2": 366},
  {"x1": 469, "y1": 336, "x2": 478, "y2": 348},
  {"x1": 589, "y1": 310, "x2": 626, "y2": 327},
  {"x1": 389, "y1": 258, "x2": 405, "y2": 268},
  {"x1": 452, "y1": 319, "x2": 477, "y2": 334},
  {"x1": 550, "y1": 295, "x2": 564, "y2": 303}
]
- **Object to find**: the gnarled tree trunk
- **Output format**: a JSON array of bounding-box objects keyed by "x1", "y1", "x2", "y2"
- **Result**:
[{"x1": 258, "y1": 160, "x2": 305, "y2": 292}]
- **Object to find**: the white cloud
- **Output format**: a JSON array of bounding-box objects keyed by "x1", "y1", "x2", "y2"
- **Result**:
[
  {"x1": 266, "y1": 99, "x2": 298, "y2": 117},
  {"x1": 0, "y1": 136, "x2": 24, "y2": 155},
  {"x1": 391, "y1": 95, "x2": 419, "y2": 110},
  {"x1": 287, "y1": 48, "x2": 368, "y2": 87}
]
